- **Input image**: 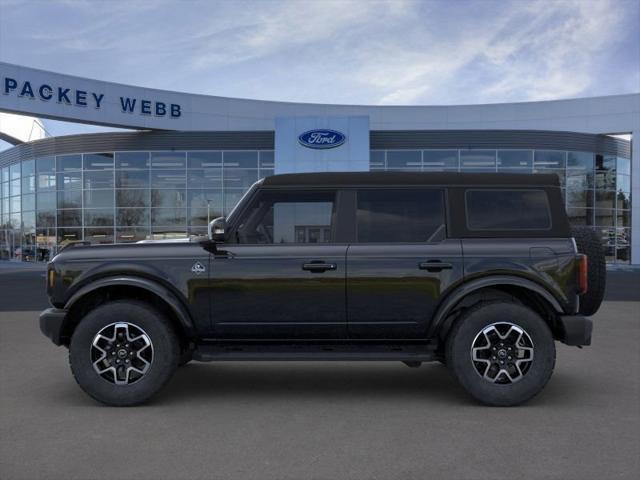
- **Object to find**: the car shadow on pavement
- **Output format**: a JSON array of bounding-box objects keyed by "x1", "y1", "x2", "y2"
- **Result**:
[
  {"x1": 155, "y1": 362, "x2": 471, "y2": 405},
  {"x1": 48, "y1": 362, "x2": 589, "y2": 408},
  {"x1": 149, "y1": 362, "x2": 584, "y2": 407}
]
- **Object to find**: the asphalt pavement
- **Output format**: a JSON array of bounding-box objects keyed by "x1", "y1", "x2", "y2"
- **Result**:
[
  {"x1": 0, "y1": 266, "x2": 639, "y2": 480},
  {"x1": 0, "y1": 265, "x2": 48, "y2": 311}
]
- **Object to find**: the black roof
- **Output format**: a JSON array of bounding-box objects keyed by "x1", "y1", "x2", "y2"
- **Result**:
[{"x1": 262, "y1": 171, "x2": 561, "y2": 187}]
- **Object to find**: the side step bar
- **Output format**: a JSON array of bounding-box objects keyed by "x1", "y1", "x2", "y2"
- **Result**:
[{"x1": 193, "y1": 341, "x2": 438, "y2": 362}]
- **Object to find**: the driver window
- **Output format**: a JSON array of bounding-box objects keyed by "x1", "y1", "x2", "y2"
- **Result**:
[{"x1": 235, "y1": 190, "x2": 336, "y2": 244}]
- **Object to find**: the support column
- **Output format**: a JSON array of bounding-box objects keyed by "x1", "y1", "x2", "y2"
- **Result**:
[{"x1": 631, "y1": 129, "x2": 639, "y2": 265}]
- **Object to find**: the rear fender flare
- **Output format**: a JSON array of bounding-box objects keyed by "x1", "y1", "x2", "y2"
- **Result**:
[{"x1": 428, "y1": 275, "x2": 564, "y2": 339}]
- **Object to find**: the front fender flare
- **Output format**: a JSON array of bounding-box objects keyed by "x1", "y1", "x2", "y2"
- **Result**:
[
  {"x1": 64, "y1": 276, "x2": 195, "y2": 337},
  {"x1": 428, "y1": 275, "x2": 564, "y2": 339}
]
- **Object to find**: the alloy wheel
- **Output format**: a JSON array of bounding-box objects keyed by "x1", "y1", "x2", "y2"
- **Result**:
[
  {"x1": 90, "y1": 322, "x2": 154, "y2": 385},
  {"x1": 471, "y1": 322, "x2": 534, "y2": 384}
]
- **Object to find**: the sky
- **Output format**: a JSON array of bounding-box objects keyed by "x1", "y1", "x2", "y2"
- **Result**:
[{"x1": 0, "y1": 0, "x2": 638, "y2": 142}]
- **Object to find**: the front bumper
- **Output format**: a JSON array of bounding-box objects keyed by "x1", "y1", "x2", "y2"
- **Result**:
[
  {"x1": 558, "y1": 315, "x2": 593, "y2": 346},
  {"x1": 39, "y1": 308, "x2": 68, "y2": 346}
]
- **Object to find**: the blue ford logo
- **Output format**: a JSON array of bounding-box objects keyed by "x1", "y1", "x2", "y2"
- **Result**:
[{"x1": 298, "y1": 129, "x2": 346, "y2": 149}]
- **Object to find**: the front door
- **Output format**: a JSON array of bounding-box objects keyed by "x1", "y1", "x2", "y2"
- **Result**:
[
  {"x1": 346, "y1": 188, "x2": 464, "y2": 338},
  {"x1": 209, "y1": 188, "x2": 347, "y2": 339}
]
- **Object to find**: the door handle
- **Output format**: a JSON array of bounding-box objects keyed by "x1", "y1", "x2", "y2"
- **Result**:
[
  {"x1": 302, "y1": 262, "x2": 337, "y2": 273},
  {"x1": 418, "y1": 261, "x2": 453, "y2": 272}
]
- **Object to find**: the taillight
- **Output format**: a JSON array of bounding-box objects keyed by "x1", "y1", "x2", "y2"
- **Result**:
[{"x1": 577, "y1": 254, "x2": 588, "y2": 295}]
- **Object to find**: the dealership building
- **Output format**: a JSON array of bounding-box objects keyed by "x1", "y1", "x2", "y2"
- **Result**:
[{"x1": 0, "y1": 62, "x2": 638, "y2": 264}]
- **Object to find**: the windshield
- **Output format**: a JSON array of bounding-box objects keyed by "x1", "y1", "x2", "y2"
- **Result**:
[{"x1": 226, "y1": 179, "x2": 263, "y2": 223}]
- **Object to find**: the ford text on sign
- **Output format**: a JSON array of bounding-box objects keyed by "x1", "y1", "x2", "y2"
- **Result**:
[{"x1": 298, "y1": 129, "x2": 346, "y2": 149}]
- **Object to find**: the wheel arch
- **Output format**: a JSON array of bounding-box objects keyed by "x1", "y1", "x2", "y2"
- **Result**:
[
  {"x1": 430, "y1": 275, "x2": 564, "y2": 342},
  {"x1": 60, "y1": 276, "x2": 196, "y2": 346}
]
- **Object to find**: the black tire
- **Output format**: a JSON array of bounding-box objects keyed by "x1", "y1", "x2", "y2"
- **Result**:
[
  {"x1": 69, "y1": 300, "x2": 180, "y2": 406},
  {"x1": 571, "y1": 226, "x2": 606, "y2": 316},
  {"x1": 446, "y1": 301, "x2": 555, "y2": 406}
]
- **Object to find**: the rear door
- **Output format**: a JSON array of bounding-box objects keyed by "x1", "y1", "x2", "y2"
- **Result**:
[{"x1": 346, "y1": 188, "x2": 464, "y2": 338}]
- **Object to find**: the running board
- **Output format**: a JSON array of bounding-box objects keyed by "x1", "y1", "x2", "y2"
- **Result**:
[{"x1": 192, "y1": 342, "x2": 438, "y2": 362}]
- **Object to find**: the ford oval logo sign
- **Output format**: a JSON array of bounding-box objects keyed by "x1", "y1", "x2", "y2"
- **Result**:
[{"x1": 298, "y1": 129, "x2": 346, "y2": 149}]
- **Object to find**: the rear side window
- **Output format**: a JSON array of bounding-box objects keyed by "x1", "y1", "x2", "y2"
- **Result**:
[
  {"x1": 465, "y1": 189, "x2": 551, "y2": 230},
  {"x1": 356, "y1": 189, "x2": 445, "y2": 243}
]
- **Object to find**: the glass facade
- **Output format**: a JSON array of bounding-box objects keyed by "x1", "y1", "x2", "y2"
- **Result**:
[
  {"x1": 0, "y1": 147, "x2": 631, "y2": 264},
  {"x1": 1, "y1": 150, "x2": 274, "y2": 261},
  {"x1": 371, "y1": 149, "x2": 632, "y2": 264}
]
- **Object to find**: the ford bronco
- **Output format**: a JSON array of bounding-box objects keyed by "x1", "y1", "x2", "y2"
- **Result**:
[{"x1": 39, "y1": 172, "x2": 605, "y2": 406}]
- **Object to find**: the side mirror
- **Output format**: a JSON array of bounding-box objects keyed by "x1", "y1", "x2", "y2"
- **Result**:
[{"x1": 208, "y1": 217, "x2": 226, "y2": 242}]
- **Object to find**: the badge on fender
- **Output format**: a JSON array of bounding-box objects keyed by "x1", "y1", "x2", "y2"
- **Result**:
[{"x1": 191, "y1": 261, "x2": 206, "y2": 275}]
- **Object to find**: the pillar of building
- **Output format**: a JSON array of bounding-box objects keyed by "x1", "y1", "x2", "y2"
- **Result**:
[{"x1": 631, "y1": 129, "x2": 639, "y2": 265}]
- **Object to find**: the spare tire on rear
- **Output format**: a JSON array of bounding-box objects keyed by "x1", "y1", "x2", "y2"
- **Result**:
[{"x1": 571, "y1": 226, "x2": 606, "y2": 316}]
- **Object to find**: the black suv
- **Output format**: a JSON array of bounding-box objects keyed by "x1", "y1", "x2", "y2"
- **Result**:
[{"x1": 40, "y1": 172, "x2": 605, "y2": 406}]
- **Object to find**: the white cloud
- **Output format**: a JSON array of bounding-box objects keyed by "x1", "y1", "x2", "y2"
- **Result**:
[
  {"x1": 474, "y1": 0, "x2": 626, "y2": 102},
  {"x1": 352, "y1": 0, "x2": 630, "y2": 105},
  {"x1": 187, "y1": 0, "x2": 410, "y2": 70}
]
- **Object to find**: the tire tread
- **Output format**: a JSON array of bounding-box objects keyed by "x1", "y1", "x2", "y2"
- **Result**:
[{"x1": 571, "y1": 226, "x2": 606, "y2": 316}]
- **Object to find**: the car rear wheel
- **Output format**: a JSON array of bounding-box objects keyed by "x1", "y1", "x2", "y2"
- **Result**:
[
  {"x1": 446, "y1": 301, "x2": 555, "y2": 406},
  {"x1": 69, "y1": 300, "x2": 180, "y2": 406}
]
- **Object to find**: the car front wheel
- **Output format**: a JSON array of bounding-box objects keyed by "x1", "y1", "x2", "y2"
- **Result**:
[{"x1": 69, "y1": 300, "x2": 180, "y2": 406}]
